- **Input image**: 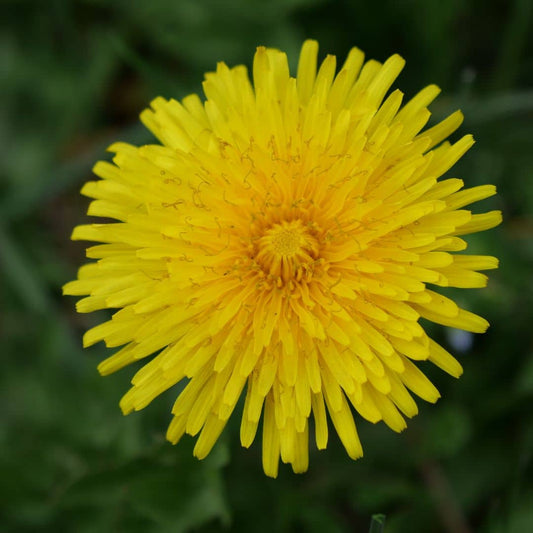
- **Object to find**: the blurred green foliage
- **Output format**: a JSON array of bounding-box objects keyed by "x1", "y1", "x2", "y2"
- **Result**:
[{"x1": 1, "y1": 0, "x2": 532, "y2": 531}]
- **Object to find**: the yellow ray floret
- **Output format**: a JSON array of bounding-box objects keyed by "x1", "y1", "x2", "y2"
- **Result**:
[{"x1": 64, "y1": 40, "x2": 501, "y2": 477}]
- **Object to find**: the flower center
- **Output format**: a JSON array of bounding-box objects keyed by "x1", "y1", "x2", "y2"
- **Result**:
[
  {"x1": 255, "y1": 220, "x2": 320, "y2": 283},
  {"x1": 271, "y1": 226, "x2": 304, "y2": 256}
]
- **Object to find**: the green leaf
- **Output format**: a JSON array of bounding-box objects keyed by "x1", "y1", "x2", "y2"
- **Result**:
[{"x1": 369, "y1": 514, "x2": 386, "y2": 533}]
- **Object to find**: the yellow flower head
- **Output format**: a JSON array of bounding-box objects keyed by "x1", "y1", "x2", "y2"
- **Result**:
[{"x1": 64, "y1": 41, "x2": 501, "y2": 477}]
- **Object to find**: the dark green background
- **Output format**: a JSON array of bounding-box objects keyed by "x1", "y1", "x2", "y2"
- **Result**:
[{"x1": 2, "y1": 1, "x2": 532, "y2": 531}]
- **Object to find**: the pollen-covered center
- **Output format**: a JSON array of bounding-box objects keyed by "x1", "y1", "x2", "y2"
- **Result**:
[
  {"x1": 269, "y1": 221, "x2": 309, "y2": 256},
  {"x1": 255, "y1": 220, "x2": 320, "y2": 283}
]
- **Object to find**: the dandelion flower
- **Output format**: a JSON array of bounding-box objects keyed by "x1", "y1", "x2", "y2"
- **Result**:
[{"x1": 64, "y1": 40, "x2": 501, "y2": 477}]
